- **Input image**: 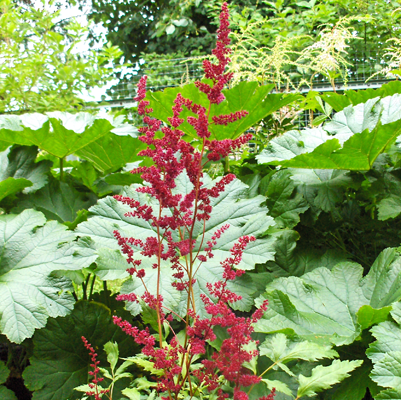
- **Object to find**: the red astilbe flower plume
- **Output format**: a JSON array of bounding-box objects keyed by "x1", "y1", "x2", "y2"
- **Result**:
[
  {"x1": 82, "y1": 337, "x2": 110, "y2": 400},
  {"x1": 195, "y1": 2, "x2": 233, "y2": 104},
  {"x1": 108, "y1": 3, "x2": 271, "y2": 400}
]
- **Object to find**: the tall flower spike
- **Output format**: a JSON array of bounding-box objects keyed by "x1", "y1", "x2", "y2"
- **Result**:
[{"x1": 195, "y1": 2, "x2": 233, "y2": 104}]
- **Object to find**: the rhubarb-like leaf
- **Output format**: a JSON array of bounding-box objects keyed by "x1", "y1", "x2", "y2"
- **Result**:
[
  {"x1": 0, "y1": 146, "x2": 51, "y2": 197},
  {"x1": 12, "y1": 177, "x2": 96, "y2": 224},
  {"x1": 0, "y1": 112, "x2": 133, "y2": 158},
  {"x1": 146, "y1": 81, "x2": 300, "y2": 140},
  {"x1": 263, "y1": 170, "x2": 309, "y2": 228},
  {"x1": 255, "y1": 248, "x2": 401, "y2": 346},
  {"x1": 75, "y1": 133, "x2": 146, "y2": 173},
  {"x1": 75, "y1": 175, "x2": 276, "y2": 317},
  {"x1": 257, "y1": 95, "x2": 401, "y2": 170},
  {"x1": 321, "y1": 81, "x2": 401, "y2": 112},
  {"x1": 0, "y1": 209, "x2": 80, "y2": 343}
]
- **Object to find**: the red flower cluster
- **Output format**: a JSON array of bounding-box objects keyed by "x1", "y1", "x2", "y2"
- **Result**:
[
  {"x1": 101, "y1": 3, "x2": 275, "y2": 400},
  {"x1": 81, "y1": 337, "x2": 109, "y2": 400},
  {"x1": 195, "y1": 2, "x2": 233, "y2": 104}
]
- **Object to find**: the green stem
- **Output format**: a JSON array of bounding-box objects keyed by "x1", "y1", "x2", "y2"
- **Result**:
[
  {"x1": 88, "y1": 274, "x2": 97, "y2": 301},
  {"x1": 82, "y1": 274, "x2": 91, "y2": 300},
  {"x1": 59, "y1": 157, "x2": 64, "y2": 182},
  {"x1": 224, "y1": 155, "x2": 230, "y2": 174}
]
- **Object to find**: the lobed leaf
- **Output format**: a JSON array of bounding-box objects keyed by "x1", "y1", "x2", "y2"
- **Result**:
[
  {"x1": 0, "y1": 209, "x2": 82, "y2": 343},
  {"x1": 297, "y1": 359, "x2": 363, "y2": 398},
  {"x1": 75, "y1": 175, "x2": 276, "y2": 317}
]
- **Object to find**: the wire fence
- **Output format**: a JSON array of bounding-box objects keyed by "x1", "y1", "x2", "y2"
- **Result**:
[{"x1": 103, "y1": 47, "x2": 396, "y2": 102}]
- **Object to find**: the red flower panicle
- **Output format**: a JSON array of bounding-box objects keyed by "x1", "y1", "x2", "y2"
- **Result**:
[
  {"x1": 107, "y1": 3, "x2": 273, "y2": 400},
  {"x1": 82, "y1": 337, "x2": 109, "y2": 400}
]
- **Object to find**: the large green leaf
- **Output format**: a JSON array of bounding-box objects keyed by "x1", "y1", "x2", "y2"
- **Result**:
[
  {"x1": 0, "y1": 112, "x2": 136, "y2": 158},
  {"x1": 255, "y1": 248, "x2": 401, "y2": 346},
  {"x1": 289, "y1": 169, "x2": 353, "y2": 212},
  {"x1": 12, "y1": 177, "x2": 96, "y2": 224},
  {"x1": 321, "y1": 81, "x2": 401, "y2": 112},
  {"x1": 0, "y1": 146, "x2": 51, "y2": 197},
  {"x1": 370, "y1": 352, "x2": 401, "y2": 391},
  {"x1": 146, "y1": 81, "x2": 300, "y2": 140},
  {"x1": 256, "y1": 128, "x2": 348, "y2": 165},
  {"x1": 0, "y1": 209, "x2": 82, "y2": 343},
  {"x1": 297, "y1": 359, "x2": 363, "y2": 398},
  {"x1": 263, "y1": 170, "x2": 309, "y2": 228},
  {"x1": 367, "y1": 304, "x2": 401, "y2": 398},
  {"x1": 75, "y1": 175, "x2": 276, "y2": 317},
  {"x1": 266, "y1": 230, "x2": 349, "y2": 278},
  {"x1": 23, "y1": 300, "x2": 138, "y2": 400},
  {"x1": 257, "y1": 95, "x2": 401, "y2": 170},
  {"x1": 75, "y1": 133, "x2": 146, "y2": 173}
]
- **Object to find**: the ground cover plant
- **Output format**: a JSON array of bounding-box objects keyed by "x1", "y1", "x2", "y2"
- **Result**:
[{"x1": 2, "y1": 3, "x2": 401, "y2": 400}]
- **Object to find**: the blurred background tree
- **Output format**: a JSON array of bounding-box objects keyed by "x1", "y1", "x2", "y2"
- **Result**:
[{"x1": 0, "y1": 0, "x2": 123, "y2": 113}]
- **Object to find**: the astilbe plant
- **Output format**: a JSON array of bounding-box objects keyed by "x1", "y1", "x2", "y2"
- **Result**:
[{"x1": 83, "y1": 4, "x2": 274, "y2": 400}]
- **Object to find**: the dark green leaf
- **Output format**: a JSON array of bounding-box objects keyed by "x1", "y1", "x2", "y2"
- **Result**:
[
  {"x1": 23, "y1": 301, "x2": 138, "y2": 400},
  {"x1": 265, "y1": 170, "x2": 309, "y2": 228},
  {"x1": 12, "y1": 177, "x2": 96, "y2": 224},
  {"x1": 0, "y1": 146, "x2": 51, "y2": 194}
]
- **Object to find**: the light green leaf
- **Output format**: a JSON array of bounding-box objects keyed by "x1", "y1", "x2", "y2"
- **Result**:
[
  {"x1": 260, "y1": 333, "x2": 337, "y2": 365},
  {"x1": 256, "y1": 248, "x2": 401, "y2": 345},
  {"x1": 371, "y1": 351, "x2": 401, "y2": 390},
  {"x1": 289, "y1": 169, "x2": 352, "y2": 212},
  {"x1": 256, "y1": 128, "x2": 346, "y2": 165},
  {"x1": 0, "y1": 112, "x2": 123, "y2": 158},
  {"x1": 123, "y1": 357, "x2": 164, "y2": 376},
  {"x1": 0, "y1": 177, "x2": 32, "y2": 201},
  {"x1": 75, "y1": 175, "x2": 276, "y2": 317},
  {"x1": 75, "y1": 133, "x2": 146, "y2": 174},
  {"x1": 377, "y1": 195, "x2": 401, "y2": 221},
  {"x1": 147, "y1": 81, "x2": 300, "y2": 140},
  {"x1": 297, "y1": 359, "x2": 363, "y2": 398},
  {"x1": 324, "y1": 359, "x2": 376, "y2": 400},
  {"x1": 0, "y1": 209, "x2": 80, "y2": 343},
  {"x1": 321, "y1": 81, "x2": 401, "y2": 112},
  {"x1": 261, "y1": 378, "x2": 293, "y2": 396},
  {"x1": 391, "y1": 302, "x2": 401, "y2": 325},
  {"x1": 357, "y1": 305, "x2": 392, "y2": 331},
  {"x1": 257, "y1": 95, "x2": 401, "y2": 170},
  {"x1": 361, "y1": 248, "x2": 401, "y2": 309},
  {"x1": 104, "y1": 341, "x2": 119, "y2": 371},
  {"x1": 368, "y1": 321, "x2": 401, "y2": 364}
]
